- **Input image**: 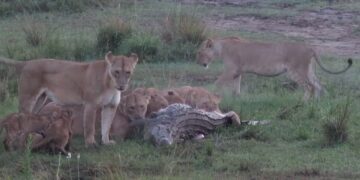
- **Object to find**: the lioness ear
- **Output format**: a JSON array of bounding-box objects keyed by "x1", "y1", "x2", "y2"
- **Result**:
[
  {"x1": 130, "y1": 53, "x2": 138, "y2": 63},
  {"x1": 206, "y1": 39, "x2": 214, "y2": 48},
  {"x1": 105, "y1": 51, "x2": 113, "y2": 65}
]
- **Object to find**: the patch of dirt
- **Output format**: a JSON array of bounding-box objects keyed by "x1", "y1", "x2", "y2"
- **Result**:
[{"x1": 182, "y1": 0, "x2": 360, "y2": 58}]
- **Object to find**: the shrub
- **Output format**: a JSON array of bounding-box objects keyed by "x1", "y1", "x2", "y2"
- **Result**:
[
  {"x1": 22, "y1": 22, "x2": 47, "y2": 47},
  {"x1": 162, "y1": 13, "x2": 208, "y2": 45},
  {"x1": 160, "y1": 41, "x2": 199, "y2": 62},
  {"x1": 71, "y1": 38, "x2": 96, "y2": 61},
  {"x1": 160, "y1": 13, "x2": 208, "y2": 62},
  {"x1": 121, "y1": 33, "x2": 160, "y2": 62},
  {"x1": 96, "y1": 19, "x2": 132, "y2": 54},
  {"x1": 322, "y1": 99, "x2": 351, "y2": 146}
]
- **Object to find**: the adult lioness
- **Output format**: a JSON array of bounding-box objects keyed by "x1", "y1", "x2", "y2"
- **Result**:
[
  {"x1": 196, "y1": 37, "x2": 352, "y2": 100},
  {"x1": 0, "y1": 52, "x2": 138, "y2": 146}
]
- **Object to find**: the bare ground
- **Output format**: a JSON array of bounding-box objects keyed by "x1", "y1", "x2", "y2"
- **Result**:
[{"x1": 184, "y1": 0, "x2": 360, "y2": 58}]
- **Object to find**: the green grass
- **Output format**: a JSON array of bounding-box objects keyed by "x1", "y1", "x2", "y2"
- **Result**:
[{"x1": 0, "y1": 0, "x2": 360, "y2": 179}]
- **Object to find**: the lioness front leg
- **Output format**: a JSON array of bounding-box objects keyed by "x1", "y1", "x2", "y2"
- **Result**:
[
  {"x1": 215, "y1": 69, "x2": 238, "y2": 94},
  {"x1": 101, "y1": 105, "x2": 118, "y2": 145},
  {"x1": 83, "y1": 104, "x2": 98, "y2": 147},
  {"x1": 233, "y1": 74, "x2": 242, "y2": 96}
]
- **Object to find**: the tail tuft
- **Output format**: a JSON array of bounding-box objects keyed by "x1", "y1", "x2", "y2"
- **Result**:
[{"x1": 348, "y1": 58, "x2": 353, "y2": 65}]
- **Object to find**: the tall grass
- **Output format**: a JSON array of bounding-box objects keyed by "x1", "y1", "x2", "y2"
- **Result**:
[
  {"x1": 162, "y1": 12, "x2": 208, "y2": 45},
  {"x1": 22, "y1": 21, "x2": 47, "y2": 47},
  {"x1": 322, "y1": 98, "x2": 351, "y2": 146}
]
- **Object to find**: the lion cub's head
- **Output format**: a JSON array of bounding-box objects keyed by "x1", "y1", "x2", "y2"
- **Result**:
[
  {"x1": 121, "y1": 92, "x2": 151, "y2": 121},
  {"x1": 133, "y1": 88, "x2": 169, "y2": 116},
  {"x1": 196, "y1": 94, "x2": 221, "y2": 112},
  {"x1": 196, "y1": 39, "x2": 216, "y2": 69},
  {"x1": 189, "y1": 87, "x2": 221, "y2": 112},
  {"x1": 105, "y1": 52, "x2": 138, "y2": 91},
  {"x1": 163, "y1": 90, "x2": 185, "y2": 105}
]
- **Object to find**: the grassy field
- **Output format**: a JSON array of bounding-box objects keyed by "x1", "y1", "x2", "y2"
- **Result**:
[{"x1": 0, "y1": 0, "x2": 360, "y2": 179}]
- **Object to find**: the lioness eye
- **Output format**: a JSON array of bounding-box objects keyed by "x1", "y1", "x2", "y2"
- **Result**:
[
  {"x1": 114, "y1": 70, "x2": 120, "y2": 77},
  {"x1": 129, "y1": 106, "x2": 135, "y2": 110},
  {"x1": 126, "y1": 71, "x2": 131, "y2": 75}
]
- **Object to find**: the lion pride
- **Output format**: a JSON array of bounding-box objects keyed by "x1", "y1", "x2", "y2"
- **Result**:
[
  {"x1": 196, "y1": 37, "x2": 352, "y2": 100},
  {"x1": 0, "y1": 52, "x2": 138, "y2": 147}
]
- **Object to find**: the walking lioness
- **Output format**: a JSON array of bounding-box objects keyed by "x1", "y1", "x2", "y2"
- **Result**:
[
  {"x1": 0, "y1": 52, "x2": 138, "y2": 146},
  {"x1": 196, "y1": 37, "x2": 352, "y2": 100}
]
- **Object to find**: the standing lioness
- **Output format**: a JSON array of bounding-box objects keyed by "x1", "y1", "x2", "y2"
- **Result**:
[
  {"x1": 196, "y1": 37, "x2": 352, "y2": 100},
  {"x1": 0, "y1": 52, "x2": 138, "y2": 147}
]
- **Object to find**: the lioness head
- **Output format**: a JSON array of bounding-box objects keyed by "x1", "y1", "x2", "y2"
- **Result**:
[
  {"x1": 105, "y1": 52, "x2": 138, "y2": 91},
  {"x1": 196, "y1": 39, "x2": 216, "y2": 68},
  {"x1": 121, "y1": 92, "x2": 151, "y2": 121}
]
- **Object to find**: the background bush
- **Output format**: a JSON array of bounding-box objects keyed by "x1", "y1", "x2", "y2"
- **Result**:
[
  {"x1": 120, "y1": 33, "x2": 160, "y2": 63},
  {"x1": 160, "y1": 13, "x2": 209, "y2": 62},
  {"x1": 96, "y1": 18, "x2": 133, "y2": 54}
]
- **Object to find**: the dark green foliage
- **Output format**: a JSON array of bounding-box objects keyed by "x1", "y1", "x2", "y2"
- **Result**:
[
  {"x1": 96, "y1": 19, "x2": 133, "y2": 54},
  {"x1": 121, "y1": 33, "x2": 160, "y2": 62}
]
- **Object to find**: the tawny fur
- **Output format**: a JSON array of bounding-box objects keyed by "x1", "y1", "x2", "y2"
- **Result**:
[
  {"x1": 31, "y1": 109, "x2": 73, "y2": 154},
  {"x1": 133, "y1": 88, "x2": 169, "y2": 117},
  {"x1": 173, "y1": 86, "x2": 221, "y2": 112},
  {"x1": 0, "y1": 111, "x2": 57, "y2": 151},
  {"x1": 161, "y1": 90, "x2": 185, "y2": 105}
]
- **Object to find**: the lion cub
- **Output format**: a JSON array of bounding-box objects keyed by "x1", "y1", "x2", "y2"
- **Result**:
[
  {"x1": 162, "y1": 90, "x2": 185, "y2": 105},
  {"x1": 133, "y1": 88, "x2": 169, "y2": 117},
  {"x1": 174, "y1": 86, "x2": 221, "y2": 112},
  {"x1": 31, "y1": 109, "x2": 73, "y2": 155},
  {"x1": 0, "y1": 112, "x2": 53, "y2": 151}
]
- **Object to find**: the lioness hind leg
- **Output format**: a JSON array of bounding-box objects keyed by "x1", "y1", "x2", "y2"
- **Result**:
[
  {"x1": 19, "y1": 78, "x2": 43, "y2": 113},
  {"x1": 308, "y1": 67, "x2": 323, "y2": 98},
  {"x1": 83, "y1": 104, "x2": 98, "y2": 147}
]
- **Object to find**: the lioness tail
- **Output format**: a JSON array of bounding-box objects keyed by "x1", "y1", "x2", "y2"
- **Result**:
[
  {"x1": 313, "y1": 52, "x2": 353, "y2": 74},
  {"x1": 0, "y1": 57, "x2": 25, "y2": 72}
]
